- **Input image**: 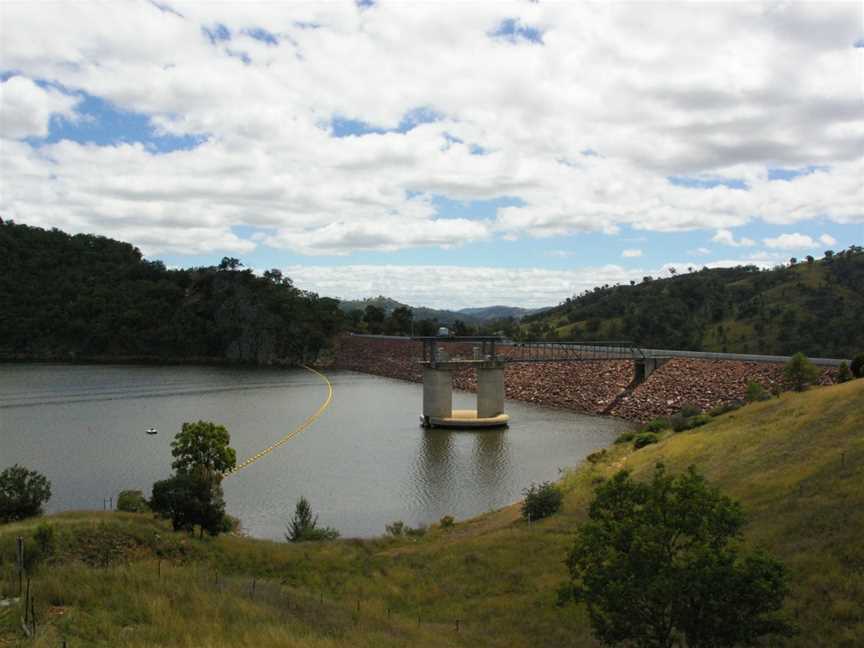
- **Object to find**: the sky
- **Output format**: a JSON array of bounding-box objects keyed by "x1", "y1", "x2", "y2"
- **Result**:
[{"x1": 1, "y1": 0, "x2": 862, "y2": 309}]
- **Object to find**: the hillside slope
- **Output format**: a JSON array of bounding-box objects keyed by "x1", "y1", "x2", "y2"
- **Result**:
[
  {"x1": 2, "y1": 380, "x2": 862, "y2": 647},
  {"x1": 523, "y1": 248, "x2": 864, "y2": 358}
]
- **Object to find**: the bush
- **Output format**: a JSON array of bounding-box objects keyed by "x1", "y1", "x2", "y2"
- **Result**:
[
  {"x1": 405, "y1": 524, "x2": 427, "y2": 537},
  {"x1": 688, "y1": 414, "x2": 711, "y2": 429},
  {"x1": 385, "y1": 520, "x2": 405, "y2": 537},
  {"x1": 586, "y1": 449, "x2": 607, "y2": 464},
  {"x1": 439, "y1": 515, "x2": 455, "y2": 529},
  {"x1": 670, "y1": 413, "x2": 690, "y2": 432},
  {"x1": 642, "y1": 418, "x2": 669, "y2": 433},
  {"x1": 286, "y1": 497, "x2": 339, "y2": 542},
  {"x1": 709, "y1": 401, "x2": 742, "y2": 417},
  {"x1": 615, "y1": 431, "x2": 635, "y2": 444},
  {"x1": 835, "y1": 362, "x2": 852, "y2": 383},
  {"x1": 34, "y1": 522, "x2": 56, "y2": 556},
  {"x1": 745, "y1": 381, "x2": 771, "y2": 403},
  {"x1": 117, "y1": 489, "x2": 149, "y2": 513},
  {"x1": 851, "y1": 353, "x2": 864, "y2": 378},
  {"x1": 0, "y1": 464, "x2": 52, "y2": 523},
  {"x1": 522, "y1": 481, "x2": 563, "y2": 521},
  {"x1": 784, "y1": 352, "x2": 819, "y2": 392},
  {"x1": 678, "y1": 403, "x2": 701, "y2": 418},
  {"x1": 633, "y1": 433, "x2": 659, "y2": 449}
]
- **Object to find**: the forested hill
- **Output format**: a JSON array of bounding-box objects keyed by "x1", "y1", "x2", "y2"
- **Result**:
[
  {"x1": 522, "y1": 247, "x2": 864, "y2": 358},
  {"x1": 0, "y1": 220, "x2": 342, "y2": 364}
]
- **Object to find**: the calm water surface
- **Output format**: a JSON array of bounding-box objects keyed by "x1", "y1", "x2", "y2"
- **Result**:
[{"x1": 0, "y1": 365, "x2": 629, "y2": 539}]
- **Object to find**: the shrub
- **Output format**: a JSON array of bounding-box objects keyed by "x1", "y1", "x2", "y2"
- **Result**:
[
  {"x1": 745, "y1": 381, "x2": 771, "y2": 403},
  {"x1": 670, "y1": 413, "x2": 690, "y2": 432},
  {"x1": 0, "y1": 464, "x2": 52, "y2": 523},
  {"x1": 784, "y1": 352, "x2": 819, "y2": 392},
  {"x1": 564, "y1": 464, "x2": 793, "y2": 647},
  {"x1": 836, "y1": 362, "x2": 853, "y2": 383},
  {"x1": 286, "y1": 497, "x2": 339, "y2": 542},
  {"x1": 117, "y1": 489, "x2": 149, "y2": 513},
  {"x1": 851, "y1": 353, "x2": 864, "y2": 378},
  {"x1": 615, "y1": 431, "x2": 635, "y2": 444},
  {"x1": 522, "y1": 481, "x2": 563, "y2": 521},
  {"x1": 439, "y1": 515, "x2": 455, "y2": 529},
  {"x1": 688, "y1": 414, "x2": 711, "y2": 429},
  {"x1": 678, "y1": 403, "x2": 701, "y2": 418},
  {"x1": 385, "y1": 520, "x2": 405, "y2": 537},
  {"x1": 642, "y1": 418, "x2": 669, "y2": 433},
  {"x1": 709, "y1": 401, "x2": 743, "y2": 417},
  {"x1": 405, "y1": 524, "x2": 427, "y2": 537},
  {"x1": 586, "y1": 449, "x2": 607, "y2": 464},
  {"x1": 633, "y1": 433, "x2": 659, "y2": 449},
  {"x1": 34, "y1": 522, "x2": 56, "y2": 556}
]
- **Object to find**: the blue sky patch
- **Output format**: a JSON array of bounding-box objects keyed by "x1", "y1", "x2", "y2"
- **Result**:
[
  {"x1": 490, "y1": 18, "x2": 544, "y2": 45},
  {"x1": 768, "y1": 165, "x2": 829, "y2": 181},
  {"x1": 203, "y1": 24, "x2": 230, "y2": 44},
  {"x1": 331, "y1": 107, "x2": 443, "y2": 138},
  {"x1": 24, "y1": 87, "x2": 207, "y2": 153},
  {"x1": 429, "y1": 194, "x2": 525, "y2": 220},
  {"x1": 245, "y1": 27, "x2": 279, "y2": 45},
  {"x1": 668, "y1": 175, "x2": 748, "y2": 190}
]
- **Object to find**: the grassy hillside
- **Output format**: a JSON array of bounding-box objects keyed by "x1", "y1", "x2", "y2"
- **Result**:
[
  {"x1": 2, "y1": 380, "x2": 863, "y2": 647},
  {"x1": 522, "y1": 247, "x2": 864, "y2": 357}
]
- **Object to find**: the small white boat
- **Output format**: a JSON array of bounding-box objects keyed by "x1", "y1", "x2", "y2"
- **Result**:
[{"x1": 145, "y1": 427, "x2": 158, "y2": 435}]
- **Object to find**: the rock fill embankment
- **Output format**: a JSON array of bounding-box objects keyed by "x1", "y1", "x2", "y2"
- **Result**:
[{"x1": 331, "y1": 335, "x2": 838, "y2": 423}]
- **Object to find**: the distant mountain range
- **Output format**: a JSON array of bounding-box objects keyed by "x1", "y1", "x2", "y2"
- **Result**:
[{"x1": 336, "y1": 295, "x2": 547, "y2": 324}]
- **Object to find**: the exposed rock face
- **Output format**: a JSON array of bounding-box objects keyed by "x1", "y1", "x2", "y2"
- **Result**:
[{"x1": 332, "y1": 335, "x2": 837, "y2": 422}]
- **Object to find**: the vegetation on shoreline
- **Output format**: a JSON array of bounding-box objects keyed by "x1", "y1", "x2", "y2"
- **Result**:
[
  {"x1": 2, "y1": 379, "x2": 862, "y2": 646},
  {"x1": 0, "y1": 220, "x2": 342, "y2": 365}
]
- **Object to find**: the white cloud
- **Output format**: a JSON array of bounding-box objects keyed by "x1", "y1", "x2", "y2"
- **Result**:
[
  {"x1": 712, "y1": 229, "x2": 756, "y2": 247},
  {"x1": 763, "y1": 233, "x2": 817, "y2": 249},
  {"x1": 0, "y1": 1, "x2": 861, "y2": 255},
  {"x1": 819, "y1": 233, "x2": 837, "y2": 246},
  {"x1": 0, "y1": 76, "x2": 78, "y2": 138},
  {"x1": 622, "y1": 249, "x2": 642, "y2": 258}
]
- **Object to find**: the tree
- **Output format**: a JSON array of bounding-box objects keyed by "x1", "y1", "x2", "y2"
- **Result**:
[
  {"x1": 851, "y1": 353, "x2": 864, "y2": 378},
  {"x1": 784, "y1": 352, "x2": 819, "y2": 391},
  {"x1": 286, "y1": 497, "x2": 339, "y2": 542},
  {"x1": 564, "y1": 464, "x2": 793, "y2": 648},
  {"x1": 151, "y1": 473, "x2": 225, "y2": 536},
  {"x1": 117, "y1": 489, "x2": 149, "y2": 512},
  {"x1": 363, "y1": 304, "x2": 386, "y2": 334},
  {"x1": 170, "y1": 421, "x2": 237, "y2": 477},
  {"x1": 0, "y1": 465, "x2": 52, "y2": 523},
  {"x1": 521, "y1": 481, "x2": 563, "y2": 521},
  {"x1": 218, "y1": 257, "x2": 243, "y2": 271}
]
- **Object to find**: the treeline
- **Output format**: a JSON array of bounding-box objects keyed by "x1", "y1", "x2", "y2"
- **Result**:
[
  {"x1": 523, "y1": 248, "x2": 864, "y2": 358},
  {"x1": 343, "y1": 303, "x2": 522, "y2": 338},
  {"x1": 0, "y1": 220, "x2": 342, "y2": 364}
]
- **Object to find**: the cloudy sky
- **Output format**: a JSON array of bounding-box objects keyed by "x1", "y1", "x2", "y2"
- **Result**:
[{"x1": 1, "y1": 1, "x2": 862, "y2": 308}]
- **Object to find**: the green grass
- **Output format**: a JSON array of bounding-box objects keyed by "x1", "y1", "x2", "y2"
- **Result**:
[{"x1": 2, "y1": 379, "x2": 863, "y2": 646}]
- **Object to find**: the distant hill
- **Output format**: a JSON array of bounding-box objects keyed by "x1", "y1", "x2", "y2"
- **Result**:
[
  {"x1": 522, "y1": 247, "x2": 864, "y2": 358},
  {"x1": 0, "y1": 220, "x2": 341, "y2": 364},
  {"x1": 337, "y1": 296, "x2": 544, "y2": 325}
]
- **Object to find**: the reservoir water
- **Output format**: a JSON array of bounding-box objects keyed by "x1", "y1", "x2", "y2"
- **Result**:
[{"x1": 0, "y1": 364, "x2": 629, "y2": 539}]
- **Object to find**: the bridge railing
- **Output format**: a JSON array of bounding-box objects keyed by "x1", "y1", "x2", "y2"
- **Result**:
[{"x1": 498, "y1": 340, "x2": 645, "y2": 363}]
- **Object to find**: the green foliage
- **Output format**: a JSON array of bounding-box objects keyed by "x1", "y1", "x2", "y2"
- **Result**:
[
  {"x1": 0, "y1": 221, "x2": 342, "y2": 364},
  {"x1": 286, "y1": 497, "x2": 339, "y2": 542},
  {"x1": 116, "y1": 489, "x2": 149, "y2": 513},
  {"x1": 564, "y1": 464, "x2": 794, "y2": 648},
  {"x1": 0, "y1": 464, "x2": 52, "y2": 523},
  {"x1": 633, "y1": 432, "x2": 659, "y2": 448},
  {"x1": 521, "y1": 246, "x2": 864, "y2": 357},
  {"x1": 586, "y1": 449, "x2": 608, "y2": 464},
  {"x1": 150, "y1": 473, "x2": 226, "y2": 536},
  {"x1": 521, "y1": 481, "x2": 563, "y2": 521},
  {"x1": 785, "y1": 352, "x2": 820, "y2": 392},
  {"x1": 34, "y1": 522, "x2": 55, "y2": 556},
  {"x1": 851, "y1": 353, "x2": 864, "y2": 378},
  {"x1": 746, "y1": 380, "x2": 771, "y2": 402},
  {"x1": 385, "y1": 520, "x2": 405, "y2": 536},
  {"x1": 677, "y1": 402, "x2": 701, "y2": 418},
  {"x1": 614, "y1": 431, "x2": 635, "y2": 444},
  {"x1": 709, "y1": 400, "x2": 742, "y2": 417},
  {"x1": 836, "y1": 362, "x2": 853, "y2": 383},
  {"x1": 642, "y1": 418, "x2": 669, "y2": 433},
  {"x1": 171, "y1": 421, "x2": 237, "y2": 477},
  {"x1": 405, "y1": 524, "x2": 427, "y2": 537},
  {"x1": 669, "y1": 413, "x2": 690, "y2": 432},
  {"x1": 439, "y1": 515, "x2": 455, "y2": 529},
  {"x1": 688, "y1": 413, "x2": 711, "y2": 429}
]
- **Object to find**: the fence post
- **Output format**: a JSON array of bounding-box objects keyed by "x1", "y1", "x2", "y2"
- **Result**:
[{"x1": 16, "y1": 537, "x2": 23, "y2": 596}]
